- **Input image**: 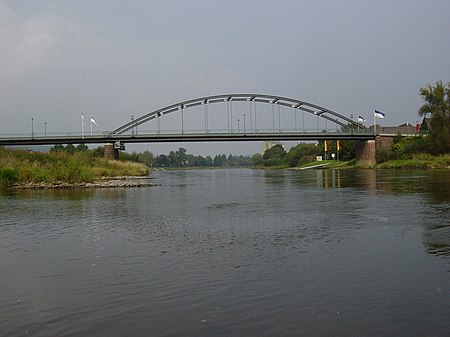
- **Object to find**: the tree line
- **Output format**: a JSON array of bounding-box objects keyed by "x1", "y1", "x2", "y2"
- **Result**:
[
  {"x1": 251, "y1": 140, "x2": 356, "y2": 167},
  {"x1": 49, "y1": 142, "x2": 352, "y2": 168},
  {"x1": 119, "y1": 147, "x2": 252, "y2": 168},
  {"x1": 49, "y1": 144, "x2": 253, "y2": 168}
]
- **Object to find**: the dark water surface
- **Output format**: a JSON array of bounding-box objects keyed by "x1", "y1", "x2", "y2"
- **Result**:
[{"x1": 1, "y1": 169, "x2": 449, "y2": 336}]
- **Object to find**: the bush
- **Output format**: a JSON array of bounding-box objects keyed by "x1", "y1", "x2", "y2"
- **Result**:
[
  {"x1": 0, "y1": 168, "x2": 18, "y2": 187},
  {"x1": 376, "y1": 136, "x2": 431, "y2": 163}
]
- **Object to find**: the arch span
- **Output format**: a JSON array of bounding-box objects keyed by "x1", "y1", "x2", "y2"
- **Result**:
[{"x1": 111, "y1": 94, "x2": 368, "y2": 135}]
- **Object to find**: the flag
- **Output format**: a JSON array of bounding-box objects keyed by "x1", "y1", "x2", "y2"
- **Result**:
[
  {"x1": 324, "y1": 140, "x2": 328, "y2": 152},
  {"x1": 337, "y1": 140, "x2": 340, "y2": 151},
  {"x1": 90, "y1": 116, "x2": 98, "y2": 125},
  {"x1": 374, "y1": 110, "x2": 385, "y2": 119},
  {"x1": 358, "y1": 116, "x2": 366, "y2": 123},
  {"x1": 81, "y1": 112, "x2": 85, "y2": 125}
]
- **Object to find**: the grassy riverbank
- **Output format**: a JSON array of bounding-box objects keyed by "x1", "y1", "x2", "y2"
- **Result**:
[
  {"x1": 292, "y1": 154, "x2": 450, "y2": 170},
  {"x1": 375, "y1": 153, "x2": 450, "y2": 169},
  {"x1": 0, "y1": 147, "x2": 149, "y2": 188},
  {"x1": 292, "y1": 160, "x2": 355, "y2": 170}
]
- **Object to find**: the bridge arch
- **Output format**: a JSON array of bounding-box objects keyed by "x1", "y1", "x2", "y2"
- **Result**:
[{"x1": 110, "y1": 94, "x2": 368, "y2": 135}]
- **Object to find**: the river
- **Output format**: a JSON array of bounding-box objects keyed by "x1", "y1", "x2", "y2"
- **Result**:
[{"x1": 1, "y1": 168, "x2": 449, "y2": 336}]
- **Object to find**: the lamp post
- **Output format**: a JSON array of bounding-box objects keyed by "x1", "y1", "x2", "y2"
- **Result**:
[
  {"x1": 131, "y1": 115, "x2": 134, "y2": 136},
  {"x1": 237, "y1": 119, "x2": 240, "y2": 133},
  {"x1": 31, "y1": 117, "x2": 34, "y2": 138},
  {"x1": 44, "y1": 122, "x2": 47, "y2": 137},
  {"x1": 243, "y1": 114, "x2": 246, "y2": 133}
]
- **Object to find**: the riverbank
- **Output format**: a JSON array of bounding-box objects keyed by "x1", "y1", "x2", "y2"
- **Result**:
[
  {"x1": 290, "y1": 160, "x2": 354, "y2": 170},
  {"x1": 0, "y1": 147, "x2": 150, "y2": 189},
  {"x1": 374, "y1": 154, "x2": 450, "y2": 169},
  {"x1": 11, "y1": 176, "x2": 157, "y2": 189},
  {"x1": 282, "y1": 154, "x2": 450, "y2": 170}
]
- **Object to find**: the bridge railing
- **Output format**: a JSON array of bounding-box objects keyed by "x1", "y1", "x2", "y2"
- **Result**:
[
  {"x1": 132, "y1": 128, "x2": 375, "y2": 135},
  {"x1": 0, "y1": 128, "x2": 375, "y2": 139}
]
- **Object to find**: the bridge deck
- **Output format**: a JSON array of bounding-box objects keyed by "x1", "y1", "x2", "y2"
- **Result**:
[{"x1": 0, "y1": 131, "x2": 375, "y2": 146}]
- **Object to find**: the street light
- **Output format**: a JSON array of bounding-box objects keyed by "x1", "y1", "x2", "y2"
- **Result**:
[
  {"x1": 237, "y1": 119, "x2": 240, "y2": 133},
  {"x1": 44, "y1": 122, "x2": 47, "y2": 137},
  {"x1": 31, "y1": 117, "x2": 34, "y2": 138},
  {"x1": 243, "y1": 114, "x2": 246, "y2": 133},
  {"x1": 131, "y1": 115, "x2": 134, "y2": 136}
]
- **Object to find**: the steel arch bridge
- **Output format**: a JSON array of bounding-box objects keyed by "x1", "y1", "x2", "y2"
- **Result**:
[
  {"x1": 110, "y1": 93, "x2": 370, "y2": 135},
  {"x1": 0, "y1": 93, "x2": 376, "y2": 148}
]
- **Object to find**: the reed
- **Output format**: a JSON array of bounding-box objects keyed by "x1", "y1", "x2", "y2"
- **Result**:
[{"x1": 0, "y1": 147, "x2": 149, "y2": 188}]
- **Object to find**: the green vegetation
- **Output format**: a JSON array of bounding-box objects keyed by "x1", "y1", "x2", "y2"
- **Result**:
[
  {"x1": 298, "y1": 159, "x2": 354, "y2": 169},
  {"x1": 376, "y1": 136, "x2": 429, "y2": 163},
  {"x1": 374, "y1": 81, "x2": 449, "y2": 166},
  {"x1": 262, "y1": 144, "x2": 288, "y2": 167},
  {"x1": 120, "y1": 147, "x2": 252, "y2": 168},
  {"x1": 377, "y1": 153, "x2": 450, "y2": 169},
  {"x1": 252, "y1": 141, "x2": 355, "y2": 168},
  {"x1": 418, "y1": 81, "x2": 450, "y2": 155},
  {"x1": 369, "y1": 81, "x2": 450, "y2": 168},
  {"x1": 0, "y1": 146, "x2": 148, "y2": 188}
]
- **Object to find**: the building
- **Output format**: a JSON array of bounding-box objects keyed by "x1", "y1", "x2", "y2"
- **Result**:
[
  {"x1": 262, "y1": 141, "x2": 283, "y2": 154},
  {"x1": 419, "y1": 117, "x2": 432, "y2": 134},
  {"x1": 369, "y1": 122, "x2": 417, "y2": 135}
]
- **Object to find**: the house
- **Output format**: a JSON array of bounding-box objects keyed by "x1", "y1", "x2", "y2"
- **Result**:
[
  {"x1": 369, "y1": 122, "x2": 417, "y2": 135},
  {"x1": 420, "y1": 117, "x2": 432, "y2": 134}
]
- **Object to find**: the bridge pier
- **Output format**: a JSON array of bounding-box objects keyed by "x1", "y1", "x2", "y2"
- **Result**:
[
  {"x1": 104, "y1": 143, "x2": 119, "y2": 160},
  {"x1": 355, "y1": 140, "x2": 376, "y2": 166}
]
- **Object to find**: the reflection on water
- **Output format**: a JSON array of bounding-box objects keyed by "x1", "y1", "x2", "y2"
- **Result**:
[
  {"x1": 0, "y1": 169, "x2": 449, "y2": 336},
  {"x1": 311, "y1": 169, "x2": 450, "y2": 257}
]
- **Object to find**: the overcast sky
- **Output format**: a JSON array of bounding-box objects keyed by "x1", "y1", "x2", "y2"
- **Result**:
[{"x1": 1, "y1": 0, "x2": 449, "y2": 155}]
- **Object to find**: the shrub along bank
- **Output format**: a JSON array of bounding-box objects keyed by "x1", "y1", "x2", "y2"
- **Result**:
[{"x1": 0, "y1": 147, "x2": 149, "y2": 188}]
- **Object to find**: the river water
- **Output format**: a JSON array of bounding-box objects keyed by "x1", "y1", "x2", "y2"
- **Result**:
[{"x1": 1, "y1": 168, "x2": 449, "y2": 336}]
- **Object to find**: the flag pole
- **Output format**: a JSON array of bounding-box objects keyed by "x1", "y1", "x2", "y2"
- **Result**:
[
  {"x1": 81, "y1": 112, "x2": 84, "y2": 139},
  {"x1": 337, "y1": 140, "x2": 340, "y2": 162},
  {"x1": 90, "y1": 117, "x2": 93, "y2": 136},
  {"x1": 373, "y1": 110, "x2": 376, "y2": 135}
]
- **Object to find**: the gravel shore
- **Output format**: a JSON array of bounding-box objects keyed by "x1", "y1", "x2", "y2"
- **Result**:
[{"x1": 13, "y1": 176, "x2": 157, "y2": 189}]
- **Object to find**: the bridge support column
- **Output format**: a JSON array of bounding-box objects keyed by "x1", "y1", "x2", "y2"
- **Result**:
[
  {"x1": 355, "y1": 140, "x2": 376, "y2": 166},
  {"x1": 104, "y1": 143, "x2": 119, "y2": 160}
]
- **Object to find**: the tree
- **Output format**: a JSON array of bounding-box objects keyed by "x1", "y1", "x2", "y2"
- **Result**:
[
  {"x1": 155, "y1": 154, "x2": 168, "y2": 167},
  {"x1": 91, "y1": 146, "x2": 105, "y2": 158},
  {"x1": 167, "y1": 151, "x2": 177, "y2": 167},
  {"x1": 138, "y1": 150, "x2": 155, "y2": 167},
  {"x1": 65, "y1": 144, "x2": 76, "y2": 154},
  {"x1": 251, "y1": 153, "x2": 264, "y2": 166},
  {"x1": 175, "y1": 148, "x2": 187, "y2": 166},
  {"x1": 49, "y1": 144, "x2": 65, "y2": 152},
  {"x1": 285, "y1": 143, "x2": 319, "y2": 167},
  {"x1": 418, "y1": 81, "x2": 450, "y2": 154},
  {"x1": 213, "y1": 154, "x2": 226, "y2": 166},
  {"x1": 262, "y1": 144, "x2": 286, "y2": 166},
  {"x1": 76, "y1": 144, "x2": 89, "y2": 152},
  {"x1": 338, "y1": 140, "x2": 358, "y2": 160}
]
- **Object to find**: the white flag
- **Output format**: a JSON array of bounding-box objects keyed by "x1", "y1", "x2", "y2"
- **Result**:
[
  {"x1": 374, "y1": 110, "x2": 385, "y2": 119},
  {"x1": 81, "y1": 112, "x2": 85, "y2": 125},
  {"x1": 90, "y1": 116, "x2": 98, "y2": 125}
]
